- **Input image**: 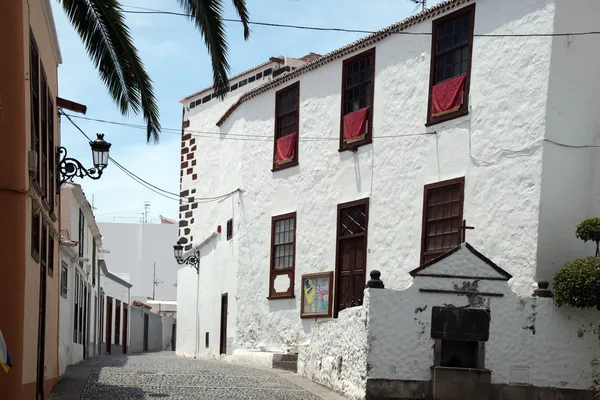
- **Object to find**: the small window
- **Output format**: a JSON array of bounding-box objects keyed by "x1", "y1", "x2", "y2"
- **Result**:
[
  {"x1": 60, "y1": 262, "x2": 68, "y2": 298},
  {"x1": 268, "y1": 212, "x2": 296, "y2": 299},
  {"x1": 427, "y1": 5, "x2": 475, "y2": 125},
  {"x1": 211, "y1": 92, "x2": 217, "y2": 99},
  {"x1": 420, "y1": 177, "x2": 465, "y2": 265},
  {"x1": 48, "y1": 234, "x2": 54, "y2": 277},
  {"x1": 231, "y1": 83, "x2": 238, "y2": 91},
  {"x1": 340, "y1": 48, "x2": 375, "y2": 151},
  {"x1": 248, "y1": 76, "x2": 256, "y2": 83},
  {"x1": 272, "y1": 66, "x2": 291, "y2": 78},
  {"x1": 238, "y1": 79, "x2": 248, "y2": 87},
  {"x1": 263, "y1": 68, "x2": 272, "y2": 76},
  {"x1": 202, "y1": 94, "x2": 211, "y2": 103},
  {"x1": 273, "y1": 82, "x2": 299, "y2": 170},
  {"x1": 227, "y1": 218, "x2": 233, "y2": 240},
  {"x1": 31, "y1": 209, "x2": 40, "y2": 262},
  {"x1": 256, "y1": 72, "x2": 263, "y2": 79},
  {"x1": 205, "y1": 332, "x2": 209, "y2": 348},
  {"x1": 190, "y1": 101, "x2": 196, "y2": 109}
]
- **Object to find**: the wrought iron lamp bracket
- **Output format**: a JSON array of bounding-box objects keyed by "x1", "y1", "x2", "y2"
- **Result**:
[{"x1": 58, "y1": 146, "x2": 103, "y2": 185}]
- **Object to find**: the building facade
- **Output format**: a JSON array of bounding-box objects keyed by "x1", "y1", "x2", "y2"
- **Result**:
[
  {"x1": 98, "y1": 222, "x2": 180, "y2": 301},
  {"x1": 99, "y1": 260, "x2": 132, "y2": 355},
  {"x1": 0, "y1": 0, "x2": 63, "y2": 398},
  {"x1": 58, "y1": 183, "x2": 102, "y2": 375}
]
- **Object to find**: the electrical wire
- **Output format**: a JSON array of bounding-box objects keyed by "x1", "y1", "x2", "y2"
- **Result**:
[
  {"x1": 120, "y1": 4, "x2": 600, "y2": 38},
  {"x1": 62, "y1": 113, "x2": 435, "y2": 141},
  {"x1": 59, "y1": 111, "x2": 240, "y2": 203}
]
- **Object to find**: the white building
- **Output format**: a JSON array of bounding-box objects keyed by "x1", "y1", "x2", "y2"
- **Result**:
[
  {"x1": 99, "y1": 259, "x2": 132, "y2": 355},
  {"x1": 176, "y1": 0, "x2": 600, "y2": 397},
  {"x1": 58, "y1": 183, "x2": 102, "y2": 375},
  {"x1": 98, "y1": 221, "x2": 179, "y2": 301}
]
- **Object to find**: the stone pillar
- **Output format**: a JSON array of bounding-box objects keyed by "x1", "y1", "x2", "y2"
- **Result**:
[
  {"x1": 366, "y1": 270, "x2": 384, "y2": 289},
  {"x1": 533, "y1": 281, "x2": 553, "y2": 298},
  {"x1": 0, "y1": 0, "x2": 27, "y2": 398}
]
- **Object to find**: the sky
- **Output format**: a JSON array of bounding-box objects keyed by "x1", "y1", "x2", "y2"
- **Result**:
[{"x1": 52, "y1": 0, "x2": 442, "y2": 223}]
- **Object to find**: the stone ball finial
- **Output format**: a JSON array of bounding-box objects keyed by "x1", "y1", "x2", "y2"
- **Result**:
[
  {"x1": 533, "y1": 280, "x2": 553, "y2": 298},
  {"x1": 366, "y1": 270, "x2": 384, "y2": 289},
  {"x1": 537, "y1": 281, "x2": 549, "y2": 290}
]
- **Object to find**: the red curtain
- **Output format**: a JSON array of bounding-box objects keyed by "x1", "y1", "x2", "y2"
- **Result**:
[
  {"x1": 343, "y1": 107, "x2": 368, "y2": 142},
  {"x1": 275, "y1": 133, "x2": 297, "y2": 164},
  {"x1": 431, "y1": 75, "x2": 466, "y2": 118}
]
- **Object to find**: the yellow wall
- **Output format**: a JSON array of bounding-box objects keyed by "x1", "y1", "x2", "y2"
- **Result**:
[{"x1": 22, "y1": 0, "x2": 61, "y2": 390}]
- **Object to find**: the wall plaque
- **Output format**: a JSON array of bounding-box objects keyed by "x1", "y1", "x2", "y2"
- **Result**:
[
  {"x1": 431, "y1": 306, "x2": 490, "y2": 341},
  {"x1": 300, "y1": 272, "x2": 333, "y2": 319}
]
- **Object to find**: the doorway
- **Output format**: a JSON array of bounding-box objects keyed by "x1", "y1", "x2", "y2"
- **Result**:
[
  {"x1": 143, "y1": 314, "x2": 149, "y2": 352},
  {"x1": 220, "y1": 294, "x2": 228, "y2": 355},
  {"x1": 99, "y1": 295, "x2": 104, "y2": 355},
  {"x1": 335, "y1": 198, "x2": 369, "y2": 316},
  {"x1": 171, "y1": 323, "x2": 176, "y2": 351},
  {"x1": 105, "y1": 296, "x2": 112, "y2": 354},
  {"x1": 122, "y1": 305, "x2": 128, "y2": 354},
  {"x1": 36, "y1": 245, "x2": 47, "y2": 400}
]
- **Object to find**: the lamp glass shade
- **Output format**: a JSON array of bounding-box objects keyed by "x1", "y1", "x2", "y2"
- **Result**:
[
  {"x1": 90, "y1": 133, "x2": 111, "y2": 170},
  {"x1": 173, "y1": 242, "x2": 183, "y2": 259}
]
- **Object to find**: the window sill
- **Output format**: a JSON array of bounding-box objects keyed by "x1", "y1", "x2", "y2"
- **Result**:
[
  {"x1": 338, "y1": 138, "x2": 372, "y2": 153},
  {"x1": 267, "y1": 294, "x2": 295, "y2": 300},
  {"x1": 425, "y1": 110, "x2": 469, "y2": 127},
  {"x1": 272, "y1": 160, "x2": 299, "y2": 172}
]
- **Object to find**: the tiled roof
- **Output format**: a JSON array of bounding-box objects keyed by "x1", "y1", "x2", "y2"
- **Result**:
[{"x1": 216, "y1": 0, "x2": 470, "y2": 127}]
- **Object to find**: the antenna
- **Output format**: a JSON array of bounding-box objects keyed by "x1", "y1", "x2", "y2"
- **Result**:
[
  {"x1": 152, "y1": 262, "x2": 163, "y2": 300},
  {"x1": 143, "y1": 201, "x2": 151, "y2": 224},
  {"x1": 409, "y1": 0, "x2": 426, "y2": 12}
]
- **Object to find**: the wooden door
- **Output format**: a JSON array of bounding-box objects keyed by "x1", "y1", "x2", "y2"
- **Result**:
[
  {"x1": 143, "y1": 314, "x2": 149, "y2": 351},
  {"x1": 36, "y1": 252, "x2": 47, "y2": 400},
  {"x1": 220, "y1": 294, "x2": 228, "y2": 355},
  {"x1": 105, "y1": 297, "x2": 112, "y2": 354},
  {"x1": 171, "y1": 324, "x2": 176, "y2": 351},
  {"x1": 335, "y1": 199, "x2": 369, "y2": 316},
  {"x1": 122, "y1": 306, "x2": 128, "y2": 354}
]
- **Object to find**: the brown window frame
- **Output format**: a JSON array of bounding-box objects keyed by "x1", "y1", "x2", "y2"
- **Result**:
[
  {"x1": 226, "y1": 218, "x2": 233, "y2": 241},
  {"x1": 47, "y1": 95, "x2": 55, "y2": 213},
  {"x1": 31, "y1": 208, "x2": 40, "y2": 262},
  {"x1": 426, "y1": 4, "x2": 476, "y2": 126},
  {"x1": 273, "y1": 82, "x2": 300, "y2": 171},
  {"x1": 420, "y1": 177, "x2": 465, "y2": 266},
  {"x1": 114, "y1": 300, "x2": 121, "y2": 345},
  {"x1": 40, "y1": 67, "x2": 48, "y2": 196},
  {"x1": 30, "y1": 32, "x2": 41, "y2": 188},
  {"x1": 339, "y1": 48, "x2": 375, "y2": 152},
  {"x1": 60, "y1": 262, "x2": 68, "y2": 298},
  {"x1": 268, "y1": 212, "x2": 297, "y2": 300},
  {"x1": 48, "y1": 233, "x2": 54, "y2": 277}
]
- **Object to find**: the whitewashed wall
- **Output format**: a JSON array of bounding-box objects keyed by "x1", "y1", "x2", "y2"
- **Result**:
[{"x1": 178, "y1": 0, "x2": 600, "y2": 355}]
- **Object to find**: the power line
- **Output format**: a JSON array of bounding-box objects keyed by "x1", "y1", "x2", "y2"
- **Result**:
[
  {"x1": 63, "y1": 113, "x2": 434, "y2": 141},
  {"x1": 59, "y1": 111, "x2": 239, "y2": 203},
  {"x1": 120, "y1": 4, "x2": 600, "y2": 38}
]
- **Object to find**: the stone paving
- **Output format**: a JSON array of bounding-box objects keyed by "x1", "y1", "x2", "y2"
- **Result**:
[{"x1": 52, "y1": 351, "x2": 342, "y2": 400}]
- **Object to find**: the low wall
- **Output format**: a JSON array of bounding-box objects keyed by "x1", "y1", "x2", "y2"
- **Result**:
[
  {"x1": 129, "y1": 306, "x2": 145, "y2": 354},
  {"x1": 161, "y1": 316, "x2": 175, "y2": 350},
  {"x1": 298, "y1": 305, "x2": 369, "y2": 400},
  {"x1": 148, "y1": 312, "x2": 163, "y2": 352}
]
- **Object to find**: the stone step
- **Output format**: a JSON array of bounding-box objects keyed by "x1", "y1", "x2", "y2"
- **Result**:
[{"x1": 273, "y1": 360, "x2": 298, "y2": 373}]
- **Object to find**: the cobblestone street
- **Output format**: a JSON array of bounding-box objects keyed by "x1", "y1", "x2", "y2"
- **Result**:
[{"x1": 50, "y1": 352, "x2": 343, "y2": 400}]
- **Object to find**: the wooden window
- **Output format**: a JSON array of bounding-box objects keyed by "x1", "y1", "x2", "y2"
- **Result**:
[
  {"x1": 227, "y1": 218, "x2": 233, "y2": 240},
  {"x1": 263, "y1": 68, "x2": 272, "y2": 76},
  {"x1": 31, "y1": 209, "x2": 40, "y2": 262},
  {"x1": 268, "y1": 212, "x2": 296, "y2": 299},
  {"x1": 78, "y1": 208, "x2": 85, "y2": 267},
  {"x1": 273, "y1": 82, "x2": 299, "y2": 170},
  {"x1": 239, "y1": 79, "x2": 247, "y2": 87},
  {"x1": 30, "y1": 33, "x2": 41, "y2": 182},
  {"x1": 340, "y1": 48, "x2": 375, "y2": 151},
  {"x1": 60, "y1": 262, "x2": 68, "y2": 298},
  {"x1": 114, "y1": 300, "x2": 121, "y2": 345},
  {"x1": 48, "y1": 234, "x2": 54, "y2": 278},
  {"x1": 40, "y1": 68, "x2": 48, "y2": 194},
  {"x1": 420, "y1": 177, "x2": 465, "y2": 265},
  {"x1": 92, "y1": 239, "x2": 96, "y2": 286},
  {"x1": 335, "y1": 198, "x2": 369, "y2": 316},
  {"x1": 73, "y1": 270, "x2": 79, "y2": 342},
  {"x1": 427, "y1": 5, "x2": 475, "y2": 125},
  {"x1": 47, "y1": 95, "x2": 55, "y2": 212}
]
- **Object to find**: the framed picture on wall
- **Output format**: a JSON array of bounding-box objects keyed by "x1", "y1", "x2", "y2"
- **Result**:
[{"x1": 300, "y1": 271, "x2": 334, "y2": 319}]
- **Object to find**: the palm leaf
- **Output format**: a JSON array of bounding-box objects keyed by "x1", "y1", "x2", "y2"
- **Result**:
[
  {"x1": 58, "y1": 0, "x2": 161, "y2": 143},
  {"x1": 178, "y1": 0, "x2": 250, "y2": 98}
]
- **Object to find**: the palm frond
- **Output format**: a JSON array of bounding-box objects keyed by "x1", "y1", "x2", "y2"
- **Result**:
[
  {"x1": 58, "y1": 0, "x2": 161, "y2": 143},
  {"x1": 179, "y1": 0, "x2": 250, "y2": 98}
]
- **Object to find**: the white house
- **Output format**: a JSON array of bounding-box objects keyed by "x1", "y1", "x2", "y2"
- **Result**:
[
  {"x1": 176, "y1": 0, "x2": 600, "y2": 397},
  {"x1": 58, "y1": 183, "x2": 102, "y2": 375},
  {"x1": 99, "y1": 259, "x2": 132, "y2": 355}
]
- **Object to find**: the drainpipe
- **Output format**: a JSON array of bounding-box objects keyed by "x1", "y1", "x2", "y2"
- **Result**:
[{"x1": 194, "y1": 256, "x2": 200, "y2": 359}]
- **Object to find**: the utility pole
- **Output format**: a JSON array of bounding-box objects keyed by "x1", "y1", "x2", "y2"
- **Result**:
[
  {"x1": 409, "y1": 0, "x2": 426, "y2": 12},
  {"x1": 143, "y1": 202, "x2": 150, "y2": 224}
]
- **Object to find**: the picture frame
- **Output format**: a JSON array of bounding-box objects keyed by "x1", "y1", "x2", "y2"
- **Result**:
[{"x1": 300, "y1": 271, "x2": 334, "y2": 319}]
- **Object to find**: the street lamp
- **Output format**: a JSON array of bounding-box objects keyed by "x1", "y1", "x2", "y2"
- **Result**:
[
  {"x1": 173, "y1": 240, "x2": 200, "y2": 274},
  {"x1": 59, "y1": 133, "x2": 112, "y2": 185}
]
